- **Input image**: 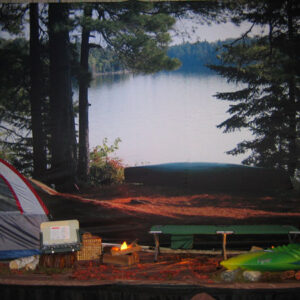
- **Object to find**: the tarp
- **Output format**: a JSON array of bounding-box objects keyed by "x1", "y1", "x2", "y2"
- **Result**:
[
  {"x1": 151, "y1": 225, "x2": 299, "y2": 235},
  {"x1": 171, "y1": 234, "x2": 194, "y2": 249},
  {"x1": 151, "y1": 225, "x2": 300, "y2": 250}
]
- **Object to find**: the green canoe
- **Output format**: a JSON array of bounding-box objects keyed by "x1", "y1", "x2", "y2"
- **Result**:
[{"x1": 221, "y1": 244, "x2": 300, "y2": 271}]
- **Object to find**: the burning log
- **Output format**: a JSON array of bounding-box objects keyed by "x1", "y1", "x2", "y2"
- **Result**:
[
  {"x1": 103, "y1": 241, "x2": 141, "y2": 266},
  {"x1": 111, "y1": 241, "x2": 142, "y2": 256},
  {"x1": 103, "y1": 251, "x2": 139, "y2": 266}
]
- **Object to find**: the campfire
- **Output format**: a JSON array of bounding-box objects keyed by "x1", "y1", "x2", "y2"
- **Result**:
[
  {"x1": 121, "y1": 241, "x2": 127, "y2": 250},
  {"x1": 103, "y1": 241, "x2": 141, "y2": 266}
]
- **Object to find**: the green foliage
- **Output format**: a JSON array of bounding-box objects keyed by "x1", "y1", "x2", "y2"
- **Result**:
[
  {"x1": 89, "y1": 138, "x2": 124, "y2": 185},
  {"x1": 0, "y1": 4, "x2": 27, "y2": 35},
  {"x1": 0, "y1": 35, "x2": 52, "y2": 176},
  {"x1": 209, "y1": 0, "x2": 299, "y2": 177},
  {"x1": 211, "y1": 38, "x2": 297, "y2": 172},
  {"x1": 0, "y1": 37, "x2": 34, "y2": 174},
  {"x1": 89, "y1": 47, "x2": 125, "y2": 74},
  {"x1": 85, "y1": 1, "x2": 181, "y2": 74},
  {"x1": 0, "y1": 147, "x2": 14, "y2": 163},
  {"x1": 0, "y1": 2, "x2": 182, "y2": 184}
]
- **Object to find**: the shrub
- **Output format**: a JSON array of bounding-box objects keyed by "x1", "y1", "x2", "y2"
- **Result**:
[{"x1": 89, "y1": 138, "x2": 124, "y2": 185}]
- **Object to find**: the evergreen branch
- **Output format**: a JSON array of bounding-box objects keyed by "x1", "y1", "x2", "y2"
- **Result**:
[
  {"x1": 0, "y1": 124, "x2": 27, "y2": 140},
  {"x1": 229, "y1": 23, "x2": 255, "y2": 46},
  {"x1": 89, "y1": 43, "x2": 102, "y2": 49}
]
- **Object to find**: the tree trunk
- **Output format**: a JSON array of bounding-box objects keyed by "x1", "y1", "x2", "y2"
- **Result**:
[
  {"x1": 48, "y1": 4, "x2": 77, "y2": 191},
  {"x1": 78, "y1": 6, "x2": 92, "y2": 182},
  {"x1": 286, "y1": 0, "x2": 297, "y2": 177},
  {"x1": 29, "y1": 3, "x2": 47, "y2": 179}
]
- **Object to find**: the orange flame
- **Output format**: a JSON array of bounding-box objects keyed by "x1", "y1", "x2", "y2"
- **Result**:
[{"x1": 120, "y1": 241, "x2": 128, "y2": 250}]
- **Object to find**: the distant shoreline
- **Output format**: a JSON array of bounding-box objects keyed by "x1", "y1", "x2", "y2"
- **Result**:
[{"x1": 92, "y1": 70, "x2": 130, "y2": 76}]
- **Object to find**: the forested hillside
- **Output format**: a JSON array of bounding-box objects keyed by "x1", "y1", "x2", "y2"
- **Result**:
[
  {"x1": 89, "y1": 40, "x2": 226, "y2": 74},
  {"x1": 167, "y1": 40, "x2": 223, "y2": 73}
]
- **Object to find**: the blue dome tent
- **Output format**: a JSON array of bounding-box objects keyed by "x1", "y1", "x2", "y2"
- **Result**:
[{"x1": 0, "y1": 158, "x2": 49, "y2": 259}]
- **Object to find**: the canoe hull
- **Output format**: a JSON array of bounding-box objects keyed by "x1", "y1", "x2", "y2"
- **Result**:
[{"x1": 221, "y1": 244, "x2": 300, "y2": 271}]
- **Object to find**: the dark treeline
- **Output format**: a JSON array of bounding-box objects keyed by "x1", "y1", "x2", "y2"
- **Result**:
[
  {"x1": 89, "y1": 40, "x2": 225, "y2": 75},
  {"x1": 168, "y1": 40, "x2": 223, "y2": 73}
]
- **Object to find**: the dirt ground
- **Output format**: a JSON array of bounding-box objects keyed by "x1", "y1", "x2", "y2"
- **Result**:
[
  {"x1": 31, "y1": 180, "x2": 300, "y2": 247},
  {"x1": 1, "y1": 251, "x2": 300, "y2": 285},
  {"x1": 1, "y1": 181, "x2": 300, "y2": 290},
  {"x1": 1, "y1": 251, "x2": 300, "y2": 290}
]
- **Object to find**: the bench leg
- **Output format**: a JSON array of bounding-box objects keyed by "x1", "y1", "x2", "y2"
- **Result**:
[
  {"x1": 288, "y1": 233, "x2": 300, "y2": 243},
  {"x1": 222, "y1": 233, "x2": 228, "y2": 260},
  {"x1": 154, "y1": 233, "x2": 160, "y2": 262}
]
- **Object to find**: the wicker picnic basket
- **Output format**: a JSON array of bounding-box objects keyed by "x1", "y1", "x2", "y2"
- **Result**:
[{"x1": 76, "y1": 232, "x2": 102, "y2": 261}]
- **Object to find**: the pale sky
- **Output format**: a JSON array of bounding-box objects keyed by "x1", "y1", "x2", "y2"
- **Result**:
[
  {"x1": 172, "y1": 18, "x2": 266, "y2": 44},
  {"x1": 0, "y1": 8, "x2": 265, "y2": 46}
]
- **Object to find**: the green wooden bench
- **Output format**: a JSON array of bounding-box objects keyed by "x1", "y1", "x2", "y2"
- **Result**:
[{"x1": 149, "y1": 225, "x2": 300, "y2": 261}]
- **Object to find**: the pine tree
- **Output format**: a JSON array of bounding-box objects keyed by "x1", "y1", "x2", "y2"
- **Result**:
[
  {"x1": 0, "y1": 4, "x2": 49, "y2": 177},
  {"x1": 30, "y1": 3, "x2": 47, "y2": 179},
  {"x1": 0, "y1": 37, "x2": 32, "y2": 172},
  {"x1": 0, "y1": 2, "x2": 181, "y2": 189},
  {"x1": 48, "y1": 4, "x2": 78, "y2": 191},
  {"x1": 0, "y1": 4, "x2": 33, "y2": 172},
  {"x1": 209, "y1": 0, "x2": 299, "y2": 177},
  {"x1": 75, "y1": 1, "x2": 181, "y2": 182}
]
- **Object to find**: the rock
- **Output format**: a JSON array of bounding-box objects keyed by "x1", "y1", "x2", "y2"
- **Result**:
[
  {"x1": 221, "y1": 269, "x2": 240, "y2": 282},
  {"x1": 243, "y1": 270, "x2": 262, "y2": 282}
]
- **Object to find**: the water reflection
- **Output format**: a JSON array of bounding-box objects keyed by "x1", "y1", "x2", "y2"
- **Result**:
[
  {"x1": 86, "y1": 72, "x2": 251, "y2": 166},
  {"x1": 91, "y1": 73, "x2": 131, "y2": 88}
]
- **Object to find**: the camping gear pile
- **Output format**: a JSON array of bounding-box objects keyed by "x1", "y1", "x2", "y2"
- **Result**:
[
  {"x1": 1, "y1": 158, "x2": 300, "y2": 284},
  {"x1": 0, "y1": 158, "x2": 143, "y2": 271},
  {"x1": 0, "y1": 159, "x2": 82, "y2": 269}
]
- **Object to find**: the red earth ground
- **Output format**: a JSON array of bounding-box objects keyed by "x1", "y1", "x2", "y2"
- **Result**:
[
  {"x1": 31, "y1": 180, "x2": 300, "y2": 247},
  {"x1": 1, "y1": 181, "x2": 300, "y2": 288}
]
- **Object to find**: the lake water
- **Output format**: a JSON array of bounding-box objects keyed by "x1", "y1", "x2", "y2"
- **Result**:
[{"x1": 85, "y1": 72, "x2": 251, "y2": 167}]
